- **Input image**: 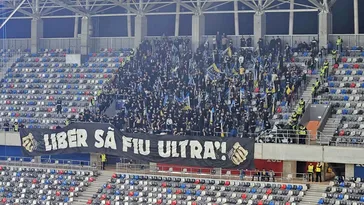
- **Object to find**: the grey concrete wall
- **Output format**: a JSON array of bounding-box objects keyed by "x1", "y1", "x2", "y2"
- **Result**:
[{"x1": 300, "y1": 104, "x2": 330, "y2": 126}]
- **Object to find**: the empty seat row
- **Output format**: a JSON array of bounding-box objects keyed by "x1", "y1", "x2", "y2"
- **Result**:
[
  {"x1": 7, "y1": 73, "x2": 112, "y2": 79},
  {"x1": 0, "y1": 166, "x2": 98, "y2": 205},
  {"x1": 2, "y1": 83, "x2": 102, "y2": 90},
  {"x1": 10, "y1": 67, "x2": 114, "y2": 73},
  {"x1": 1, "y1": 95, "x2": 94, "y2": 101},
  {"x1": 0, "y1": 89, "x2": 97, "y2": 96},
  {"x1": 87, "y1": 174, "x2": 307, "y2": 205},
  {"x1": 319, "y1": 179, "x2": 364, "y2": 204}
]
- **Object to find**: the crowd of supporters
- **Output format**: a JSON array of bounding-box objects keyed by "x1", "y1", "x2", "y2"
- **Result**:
[
  {"x1": 0, "y1": 34, "x2": 314, "y2": 141},
  {"x1": 73, "y1": 34, "x2": 309, "y2": 139}
]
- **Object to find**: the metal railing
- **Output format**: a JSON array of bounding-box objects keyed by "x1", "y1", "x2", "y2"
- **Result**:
[
  {"x1": 255, "y1": 129, "x2": 312, "y2": 145},
  {"x1": 116, "y1": 163, "x2": 309, "y2": 183},
  {"x1": 328, "y1": 34, "x2": 364, "y2": 48},
  {"x1": 325, "y1": 136, "x2": 364, "y2": 147},
  {"x1": 0, "y1": 35, "x2": 364, "y2": 53},
  {"x1": 0, "y1": 156, "x2": 97, "y2": 171}
]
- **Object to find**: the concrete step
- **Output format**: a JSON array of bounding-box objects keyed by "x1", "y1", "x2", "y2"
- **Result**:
[
  {"x1": 300, "y1": 184, "x2": 327, "y2": 205},
  {"x1": 73, "y1": 171, "x2": 114, "y2": 204}
]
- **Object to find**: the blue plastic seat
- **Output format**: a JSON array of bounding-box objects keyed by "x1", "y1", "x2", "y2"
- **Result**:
[
  {"x1": 343, "y1": 95, "x2": 349, "y2": 101},
  {"x1": 360, "y1": 196, "x2": 364, "y2": 202},
  {"x1": 343, "y1": 64, "x2": 349, "y2": 68},
  {"x1": 346, "y1": 70, "x2": 352, "y2": 75}
]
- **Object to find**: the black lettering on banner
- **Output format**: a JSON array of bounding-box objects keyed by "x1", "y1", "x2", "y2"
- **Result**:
[{"x1": 19, "y1": 123, "x2": 255, "y2": 169}]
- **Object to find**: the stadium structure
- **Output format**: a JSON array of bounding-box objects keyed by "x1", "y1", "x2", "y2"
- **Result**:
[{"x1": 0, "y1": 0, "x2": 363, "y2": 205}]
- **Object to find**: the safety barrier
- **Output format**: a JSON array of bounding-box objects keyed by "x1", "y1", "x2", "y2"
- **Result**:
[
  {"x1": 255, "y1": 129, "x2": 313, "y2": 144},
  {"x1": 329, "y1": 34, "x2": 364, "y2": 48},
  {"x1": 0, "y1": 38, "x2": 31, "y2": 50},
  {"x1": 1, "y1": 34, "x2": 364, "y2": 52},
  {"x1": 115, "y1": 163, "x2": 309, "y2": 183},
  {"x1": 0, "y1": 156, "x2": 97, "y2": 170}
]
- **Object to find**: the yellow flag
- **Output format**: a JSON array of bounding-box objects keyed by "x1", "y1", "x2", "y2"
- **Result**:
[
  {"x1": 182, "y1": 105, "x2": 191, "y2": 111},
  {"x1": 212, "y1": 63, "x2": 221, "y2": 73},
  {"x1": 232, "y1": 69, "x2": 238, "y2": 75},
  {"x1": 239, "y1": 67, "x2": 245, "y2": 75},
  {"x1": 227, "y1": 47, "x2": 232, "y2": 57},
  {"x1": 221, "y1": 123, "x2": 225, "y2": 137}
]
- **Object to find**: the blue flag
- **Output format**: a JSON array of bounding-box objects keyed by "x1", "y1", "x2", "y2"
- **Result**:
[{"x1": 163, "y1": 95, "x2": 168, "y2": 106}]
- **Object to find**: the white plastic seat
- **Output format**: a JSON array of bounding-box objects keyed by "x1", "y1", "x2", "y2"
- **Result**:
[
  {"x1": 356, "y1": 103, "x2": 362, "y2": 108},
  {"x1": 353, "y1": 110, "x2": 359, "y2": 115},
  {"x1": 359, "y1": 124, "x2": 364, "y2": 129}
]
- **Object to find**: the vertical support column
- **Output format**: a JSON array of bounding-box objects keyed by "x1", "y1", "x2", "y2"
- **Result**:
[
  {"x1": 283, "y1": 161, "x2": 297, "y2": 179},
  {"x1": 253, "y1": 12, "x2": 266, "y2": 47},
  {"x1": 318, "y1": 11, "x2": 332, "y2": 49},
  {"x1": 80, "y1": 16, "x2": 90, "y2": 55},
  {"x1": 234, "y1": 0, "x2": 239, "y2": 36},
  {"x1": 134, "y1": 15, "x2": 147, "y2": 47},
  {"x1": 289, "y1": 0, "x2": 294, "y2": 46},
  {"x1": 191, "y1": 14, "x2": 205, "y2": 52},
  {"x1": 74, "y1": 16, "x2": 79, "y2": 38},
  {"x1": 354, "y1": 0, "x2": 359, "y2": 45},
  {"x1": 175, "y1": 2, "x2": 180, "y2": 36},
  {"x1": 345, "y1": 164, "x2": 354, "y2": 178},
  {"x1": 31, "y1": 18, "x2": 43, "y2": 54},
  {"x1": 90, "y1": 153, "x2": 101, "y2": 168},
  {"x1": 127, "y1": 0, "x2": 132, "y2": 37}
]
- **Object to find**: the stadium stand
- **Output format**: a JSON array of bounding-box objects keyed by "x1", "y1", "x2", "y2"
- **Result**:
[
  {"x1": 0, "y1": 165, "x2": 99, "y2": 205},
  {"x1": 317, "y1": 54, "x2": 364, "y2": 146},
  {"x1": 0, "y1": 34, "x2": 318, "y2": 143},
  {"x1": 87, "y1": 37, "x2": 314, "y2": 142},
  {"x1": 0, "y1": 49, "x2": 120, "y2": 129},
  {"x1": 88, "y1": 172, "x2": 309, "y2": 205},
  {"x1": 319, "y1": 177, "x2": 364, "y2": 205}
]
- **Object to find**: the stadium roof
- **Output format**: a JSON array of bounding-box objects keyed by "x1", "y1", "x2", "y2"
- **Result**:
[{"x1": 0, "y1": 0, "x2": 335, "y2": 20}]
